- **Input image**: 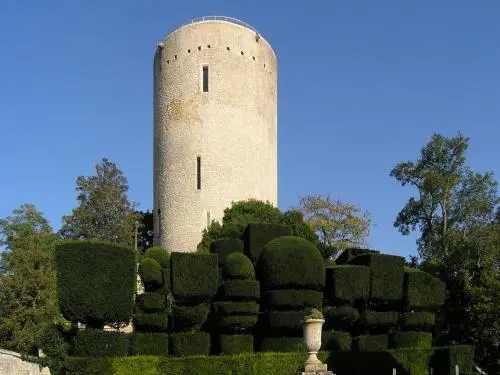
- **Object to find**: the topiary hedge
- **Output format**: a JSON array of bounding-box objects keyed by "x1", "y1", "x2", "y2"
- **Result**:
[
  {"x1": 243, "y1": 223, "x2": 292, "y2": 263},
  {"x1": 404, "y1": 269, "x2": 446, "y2": 310},
  {"x1": 130, "y1": 333, "x2": 169, "y2": 355},
  {"x1": 335, "y1": 248, "x2": 381, "y2": 265},
  {"x1": 169, "y1": 332, "x2": 210, "y2": 356},
  {"x1": 352, "y1": 334, "x2": 389, "y2": 351},
  {"x1": 264, "y1": 290, "x2": 323, "y2": 310},
  {"x1": 392, "y1": 331, "x2": 432, "y2": 349},
  {"x1": 138, "y1": 257, "x2": 163, "y2": 291},
  {"x1": 133, "y1": 312, "x2": 169, "y2": 332},
  {"x1": 323, "y1": 305, "x2": 360, "y2": 331},
  {"x1": 219, "y1": 315, "x2": 259, "y2": 332},
  {"x1": 55, "y1": 240, "x2": 136, "y2": 327},
  {"x1": 210, "y1": 238, "x2": 244, "y2": 266},
  {"x1": 322, "y1": 330, "x2": 352, "y2": 351},
  {"x1": 171, "y1": 253, "x2": 218, "y2": 302},
  {"x1": 361, "y1": 311, "x2": 400, "y2": 330},
  {"x1": 144, "y1": 246, "x2": 170, "y2": 269},
  {"x1": 223, "y1": 253, "x2": 255, "y2": 280},
  {"x1": 213, "y1": 302, "x2": 259, "y2": 315},
  {"x1": 430, "y1": 345, "x2": 474, "y2": 375},
  {"x1": 258, "y1": 236, "x2": 325, "y2": 291},
  {"x1": 221, "y1": 280, "x2": 260, "y2": 300},
  {"x1": 325, "y1": 265, "x2": 370, "y2": 305},
  {"x1": 259, "y1": 337, "x2": 306, "y2": 352},
  {"x1": 72, "y1": 329, "x2": 129, "y2": 357},
  {"x1": 135, "y1": 292, "x2": 165, "y2": 313},
  {"x1": 219, "y1": 334, "x2": 253, "y2": 354},
  {"x1": 401, "y1": 312, "x2": 436, "y2": 330},
  {"x1": 268, "y1": 310, "x2": 305, "y2": 332},
  {"x1": 171, "y1": 303, "x2": 210, "y2": 332}
]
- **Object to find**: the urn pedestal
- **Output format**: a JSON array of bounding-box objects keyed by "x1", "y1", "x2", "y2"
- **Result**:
[{"x1": 299, "y1": 318, "x2": 334, "y2": 375}]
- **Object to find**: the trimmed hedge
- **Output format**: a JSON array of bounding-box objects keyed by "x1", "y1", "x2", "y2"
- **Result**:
[
  {"x1": 361, "y1": 311, "x2": 399, "y2": 329},
  {"x1": 223, "y1": 253, "x2": 255, "y2": 280},
  {"x1": 222, "y1": 280, "x2": 260, "y2": 300},
  {"x1": 325, "y1": 265, "x2": 370, "y2": 304},
  {"x1": 171, "y1": 253, "x2": 218, "y2": 302},
  {"x1": 259, "y1": 337, "x2": 306, "y2": 352},
  {"x1": 243, "y1": 223, "x2": 292, "y2": 263},
  {"x1": 133, "y1": 313, "x2": 169, "y2": 332},
  {"x1": 210, "y1": 238, "x2": 244, "y2": 266},
  {"x1": 335, "y1": 248, "x2": 381, "y2": 265},
  {"x1": 55, "y1": 240, "x2": 136, "y2": 327},
  {"x1": 348, "y1": 254, "x2": 405, "y2": 301},
  {"x1": 401, "y1": 312, "x2": 436, "y2": 330},
  {"x1": 139, "y1": 257, "x2": 163, "y2": 291},
  {"x1": 130, "y1": 333, "x2": 169, "y2": 355},
  {"x1": 264, "y1": 290, "x2": 323, "y2": 310},
  {"x1": 322, "y1": 330, "x2": 352, "y2": 351},
  {"x1": 219, "y1": 315, "x2": 258, "y2": 332},
  {"x1": 161, "y1": 267, "x2": 171, "y2": 295},
  {"x1": 72, "y1": 329, "x2": 129, "y2": 357},
  {"x1": 144, "y1": 246, "x2": 170, "y2": 269},
  {"x1": 213, "y1": 301, "x2": 259, "y2": 315},
  {"x1": 268, "y1": 310, "x2": 304, "y2": 331},
  {"x1": 430, "y1": 345, "x2": 474, "y2": 375},
  {"x1": 171, "y1": 303, "x2": 210, "y2": 332},
  {"x1": 323, "y1": 305, "x2": 360, "y2": 330},
  {"x1": 169, "y1": 332, "x2": 210, "y2": 356},
  {"x1": 392, "y1": 331, "x2": 432, "y2": 349},
  {"x1": 352, "y1": 334, "x2": 389, "y2": 351},
  {"x1": 258, "y1": 236, "x2": 325, "y2": 290},
  {"x1": 219, "y1": 334, "x2": 253, "y2": 354},
  {"x1": 135, "y1": 292, "x2": 165, "y2": 313},
  {"x1": 404, "y1": 269, "x2": 446, "y2": 310}
]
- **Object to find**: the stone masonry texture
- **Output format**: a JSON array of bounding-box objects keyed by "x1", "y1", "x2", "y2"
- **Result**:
[{"x1": 153, "y1": 19, "x2": 278, "y2": 253}]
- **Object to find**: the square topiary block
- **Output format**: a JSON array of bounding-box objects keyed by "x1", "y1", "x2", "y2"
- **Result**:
[
  {"x1": 325, "y1": 265, "x2": 370, "y2": 304},
  {"x1": 171, "y1": 303, "x2": 210, "y2": 332},
  {"x1": 335, "y1": 248, "x2": 381, "y2": 265},
  {"x1": 130, "y1": 333, "x2": 169, "y2": 355},
  {"x1": 133, "y1": 312, "x2": 169, "y2": 332},
  {"x1": 323, "y1": 305, "x2": 360, "y2": 331},
  {"x1": 72, "y1": 329, "x2": 129, "y2": 357},
  {"x1": 404, "y1": 269, "x2": 446, "y2": 310},
  {"x1": 169, "y1": 332, "x2": 210, "y2": 356},
  {"x1": 243, "y1": 223, "x2": 292, "y2": 263},
  {"x1": 430, "y1": 345, "x2": 474, "y2": 375},
  {"x1": 135, "y1": 292, "x2": 165, "y2": 313},
  {"x1": 352, "y1": 334, "x2": 389, "y2": 351},
  {"x1": 361, "y1": 311, "x2": 400, "y2": 330},
  {"x1": 401, "y1": 312, "x2": 436, "y2": 330},
  {"x1": 391, "y1": 331, "x2": 432, "y2": 349},
  {"x1": 264, "y1": 290, "x2": 323, "y2": 310},
  {"x1": 322, "y1": 330, "x2": 352, "y2": 351},
  {"x1": 171, "y1": 253, "x2": 218, "y2": 302},
  {"x1": 268, "y1": 310, "x2": 305, "y2": 332},
  {"x1": 348, "y1": 253, "x2": 405, "y2": 302},
  {"x1": 221, "y1": 280, "x2": 260, "y2": 301},
  {"x1": 259, "y1": 337, "x2": 306, "y2": 352},
  {"x1": 219, "y1": 334, "x2": 253, "y2": 354},
  {"x1": 210, "y1": 238, "x2": 244, "y2": 266}
]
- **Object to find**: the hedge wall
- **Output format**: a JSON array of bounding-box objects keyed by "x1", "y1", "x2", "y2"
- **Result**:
[
  {"x1": 135, "y1": 292, "x2": 165, "y2": 313},
  {"x1": 268, "y1": 310, "x2": 305, "y2": 332},
  {"x1": 361, "y1": 310, "x2": 400, "y2": 330},
  {"x1": 169, "y1": 332, "x2": 211, "y2": 356},
  {"x1": 264, "y1": 290, "x2": 323, "y2": 310},
  {"x1": 171, "y1": 303, "x2": 210, "y2": 332},
  {"x1": 223, "y1": 253, "x2": 255, "y2": 280},
  {"x1": 219, "y1": 315, "x2": 259, "y2": 332},
  {"x1": 401, "y1": 312, "x2": 436, "y2": 330},
  {"x1": 55, "y1": 240, "x2": 136, "y2": 327},
  {"x1": 219, "y1": 334, "x2": 253, "y2": 354},
  {"x1": 259, "y1": 337, "x2": 306, "y2": 352},
  {"x1": 133, "y1": 313, "x2": 169, "y2": 332},
  {"x1": 130, "y1": 333, "x2": 169, "y2": 356},
  {"x1": 325, "y1": 265, "x2": 370, "y2": 304},
  {"x1": 243, "y1": 223, "x2": 292, "y2": 263},
  {"x1": 323, "y1": 305, "x2": 360, "y2": 331},
  {"x1": 221, "y1": 280, "x2": 260, "y2": 300},
  {"x1": 171, "y1": 253, "x2": 218, "y2": 302},
  {"x1": 213, "y1": 302, "x2": 259, "y2": 315},
  {"x1": 322, "y1": 330, "x2": 352, "y2": 351},
  {"x1": 404, "y1": 269, "x2": 446, "y2": 310},
  {"x1": 72, "y1": 329, "x2": 129, "y2": 357},
  {"x1": 352, "y1": 334, "x2": 389, "y2": 351},
  {"x1": 210, "y1": 238, "x2": 244, "y2": 266},
  {"x1": 392, "y1": 331, "x2": 433, "y2": 349}
]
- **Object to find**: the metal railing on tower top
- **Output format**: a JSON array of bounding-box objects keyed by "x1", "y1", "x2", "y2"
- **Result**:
[{"x1": 180, "y1": 16, "x2": 259, "y2": 34}]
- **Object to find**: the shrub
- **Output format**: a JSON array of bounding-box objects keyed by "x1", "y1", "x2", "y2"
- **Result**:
[
  {"x1": 55, "y1": 240, "x2": 136, "y2": 327},
  {"x1": 138, "y1": 257, "x2": 163, "y2": 291},
  {"x1": 219, "y1": 315, "x2": 259, "y2": 332},
  {"x1": 259, "y1": 337, "x2": 306, "y2": 352},
  {"x1": 243, "y1": 223, "x2": 292, "y2": 263},
  {"x1": 335, "y1": 248, "x2": 380, "y2": 265},
  {"x1": 210, "y1": 238, "x2": 244, "y2": 266},
  {"x1": 323, "y1": 305, "x2": 360, "y2": 330},
  {"x1": 268, "y1": 310, "x2": 305, "y2": 331},
  {"x1": 169, "y1": 332, "x2": 210, "y2": 356},
  {"x1": 130, "y1": 333, "x2": 169, "y2": 355},
  {"x1": 264, "y1": 290, "x2": 323, "y2": 310},
  {"x1": 322, "y1": 330, "x2": 352, "y2": 351},
  {"x1": 222, "y1": 280, "x2": 260, "y2": 300},
  {"x1": 430, "y1": 345, "x2": 474, "y2": 375},
  {"x1": 72, "y1": 329, "x2": 129, "y2": 357},
  {"x1": 135, "y1": 292, "x2": 165, "y2": 313},
  {"x1": 171, "y1": 253, "x2": 218, "y2": 302},
  {"x1": 144, "y1": 246, "x2": 170, "y2": 269},
  {"x1": 404, "y1": 269, "x2": 446, "y2": 310},
  {"x1": 401, "y1": 312, "x2": 436, "y2": 330},
  {"x1": 361, "y1": 311, "x2": 399, "y2": 330},
  {"x1": 133, "y1": 313, "x2": 169, "y2": 332},
  {"x1": 171, "y1": 303, "x2": 210, "y2": 332},
  {"x1": 325, "y1": 265, "x2": 370, "y2": 304},
  {"x1": 213, "y1": 301, "x2": 259, "y2": 315},
  {"x1": 392, "y1": 331, "x2": 432, "y2": 349},
  {"x1": 219, "y1": 334, "x2": 253, "y2": 354},
  {"x1": 348, "y1": 254, "x2": 405, "y2": 301},
  {"x1": 223, "y1": 253, "x2": 255, "y2": 280},
  {"x1": 258, "y1": 236, "x2": 325, "y2": 290},
  {"x1": 161, "y1": 267, "x2": 171, "y2": 294},
  {"x1": 352, "y1": 334, "x2": 389, "y2": 351}
]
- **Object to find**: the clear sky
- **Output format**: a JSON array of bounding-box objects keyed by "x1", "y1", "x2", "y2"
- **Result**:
[{"x1": 0, "y1": 1, "x2": 498, "y2": 258}]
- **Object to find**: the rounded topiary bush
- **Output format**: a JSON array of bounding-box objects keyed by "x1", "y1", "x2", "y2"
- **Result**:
[
  {"x1": 258, "y1": 236, "x2": 325, "y2": 290},
  {"x1": 223, "y1": 253, "x2": 255, "y2": 280},
  {"x1": 144, "y1": 247, "x2": 170, "y2": 269},
  {"x1": 172, "y1": 303, "x2": 210, "y2": 332},
  {"x1": 139, "y1": 258, "x2": 162, "y2": 290}
]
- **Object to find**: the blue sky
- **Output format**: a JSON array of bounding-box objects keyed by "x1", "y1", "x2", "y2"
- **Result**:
[{"x1": 0, "y1": 1, "x2": 498, "y2": 258}]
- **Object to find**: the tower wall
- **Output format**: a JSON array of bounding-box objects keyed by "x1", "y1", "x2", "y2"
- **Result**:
[{"x1": 154, "y1": 18, "x2": 278, "y2": 253}]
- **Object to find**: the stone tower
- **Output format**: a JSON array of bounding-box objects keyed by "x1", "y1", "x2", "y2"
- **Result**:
[{"x1": 153, "y1": 17, "x2": 278, "y2": 253}]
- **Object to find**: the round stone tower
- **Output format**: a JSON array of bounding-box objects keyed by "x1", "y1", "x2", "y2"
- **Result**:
[{"x1": 153, "y1": 16, "x2": 278, "y2": 253}]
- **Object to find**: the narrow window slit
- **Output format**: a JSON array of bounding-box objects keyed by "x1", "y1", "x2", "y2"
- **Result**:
[
  {"x1": 196, "y1": 157, "x2": 201, "y2": 190},
  {"x1": 202, "y1": 66, "x2": 209, "y2": 92}
]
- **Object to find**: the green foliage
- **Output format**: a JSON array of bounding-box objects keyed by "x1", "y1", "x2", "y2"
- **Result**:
[
  {"x1": 392, "y1": 331, "x2": 432, "y2": 349},
  {"x1": 404, "y1": 269, "x2": 446, "y2": 310},
  {"x1": 138, "y1": 258, "x2": 163, "y2": 291},
  {"x1": 401, "y1": 312, "x2": 436, "y2": 330},
  {"x1": 130, "y1": 333, "x2": 169, "y2": 355},
  {"x1": 222, "y1": 199, "x2": 283, "y2": 235},
  {"x1": 352, "y1": 334, "x2": 389, "y2": 351},
  {"x1": 135, "y1": 292, "x2": 166, "y2": 313},
  {"x1": 169, "y1": 331, "x2": 211, "y2": 356},
  {"x1": 60, "y1": 158, "x2": 138, "y2": 247},
  {"x1": 264, "y1": 290, "x2": 323, "y2": 310},
  {"x1": 213, "y1": 302, "x2": 259, "y2": 315},
  {"x1": 322, "y1": 330, "x2": 352, "y2": 351},
  {"x1": 223, "y1": 253, "x2": 255, "y2": 280},
  {"x1": 133, "y1": 313, "x2": 169, "y2": 332},
  {"x1": 431, "y1": 345, "x2": 474, "y2": 375},
  {"x1": 161, "y1": 267, "x2": 171, "y2": 294},
  {"x1": 323, "y1": 305, "x2": 360, "y2": 331},
  {"x1": 221, "y1": 280, "x2": 260, "y2": 300},
  {"x1": 325, "y1": 265, "x2": 370, "y2": 304},
  {"x1": 243, "y1": 223, "x2": 292, "y2": 263},
  {"x1": 258, "y1": 236, "x2": 325, "y2": 290},
  {"x1": 336, "y1": 248, "x2": 381, "y2": 265},
  {"x1": 171, "y1": 303, "x2": 210, "y2": 332},
  {"x1": 144, "y1": 247, "x2": 170, "y2": 269},
  {"x1": 361, "y1": 311, "x2": 399, "y2": 330},
  {"x1": 219, "y1": 315, "x2": 259, "y2": 332},
  {"x1": 219, "y1": 334, "x2": 253, "y2": 354},
  {"x1": 281, "y1": 210, "x2": 318, "y2": 244},
  {"x1": 35, "y1": 323, "x2": 70, "y2": 375},
  {"x1": 348, "y1": 253, "x2": 405, "y2": 301},
  {"x1": 268, "y1": 310, "x2": 305, "y2": 331},
  {"x1": 171, "y1": 253, "x2": 218, "y2": 302},
  {"x1": 72, "y1": 329, "x2": 129, "y2": 357},
  {"x1": 210, "y1": 238, "x2": 244, "y2": 266},
  {"x1": 55, "y1": 240, "x2": 136, "y2": 327},
  {"x1": 259, "y1": 337, "x2": 306, "y2": 352}
]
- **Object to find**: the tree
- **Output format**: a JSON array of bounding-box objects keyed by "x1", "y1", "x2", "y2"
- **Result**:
[
  {"x1": 297, "y1": 194, "x2": 371, "y2": 259},
  {"x1": 0, "y1": 204, "x2": 58, "y2": 354},
  {"x1": 60, "y1": 158, "x2": 139, "y2": 247}
]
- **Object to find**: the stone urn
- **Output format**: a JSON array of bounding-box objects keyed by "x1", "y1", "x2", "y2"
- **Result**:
[{"x1": 303, "y1": 318, "x2": 325, "y2": 367}]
